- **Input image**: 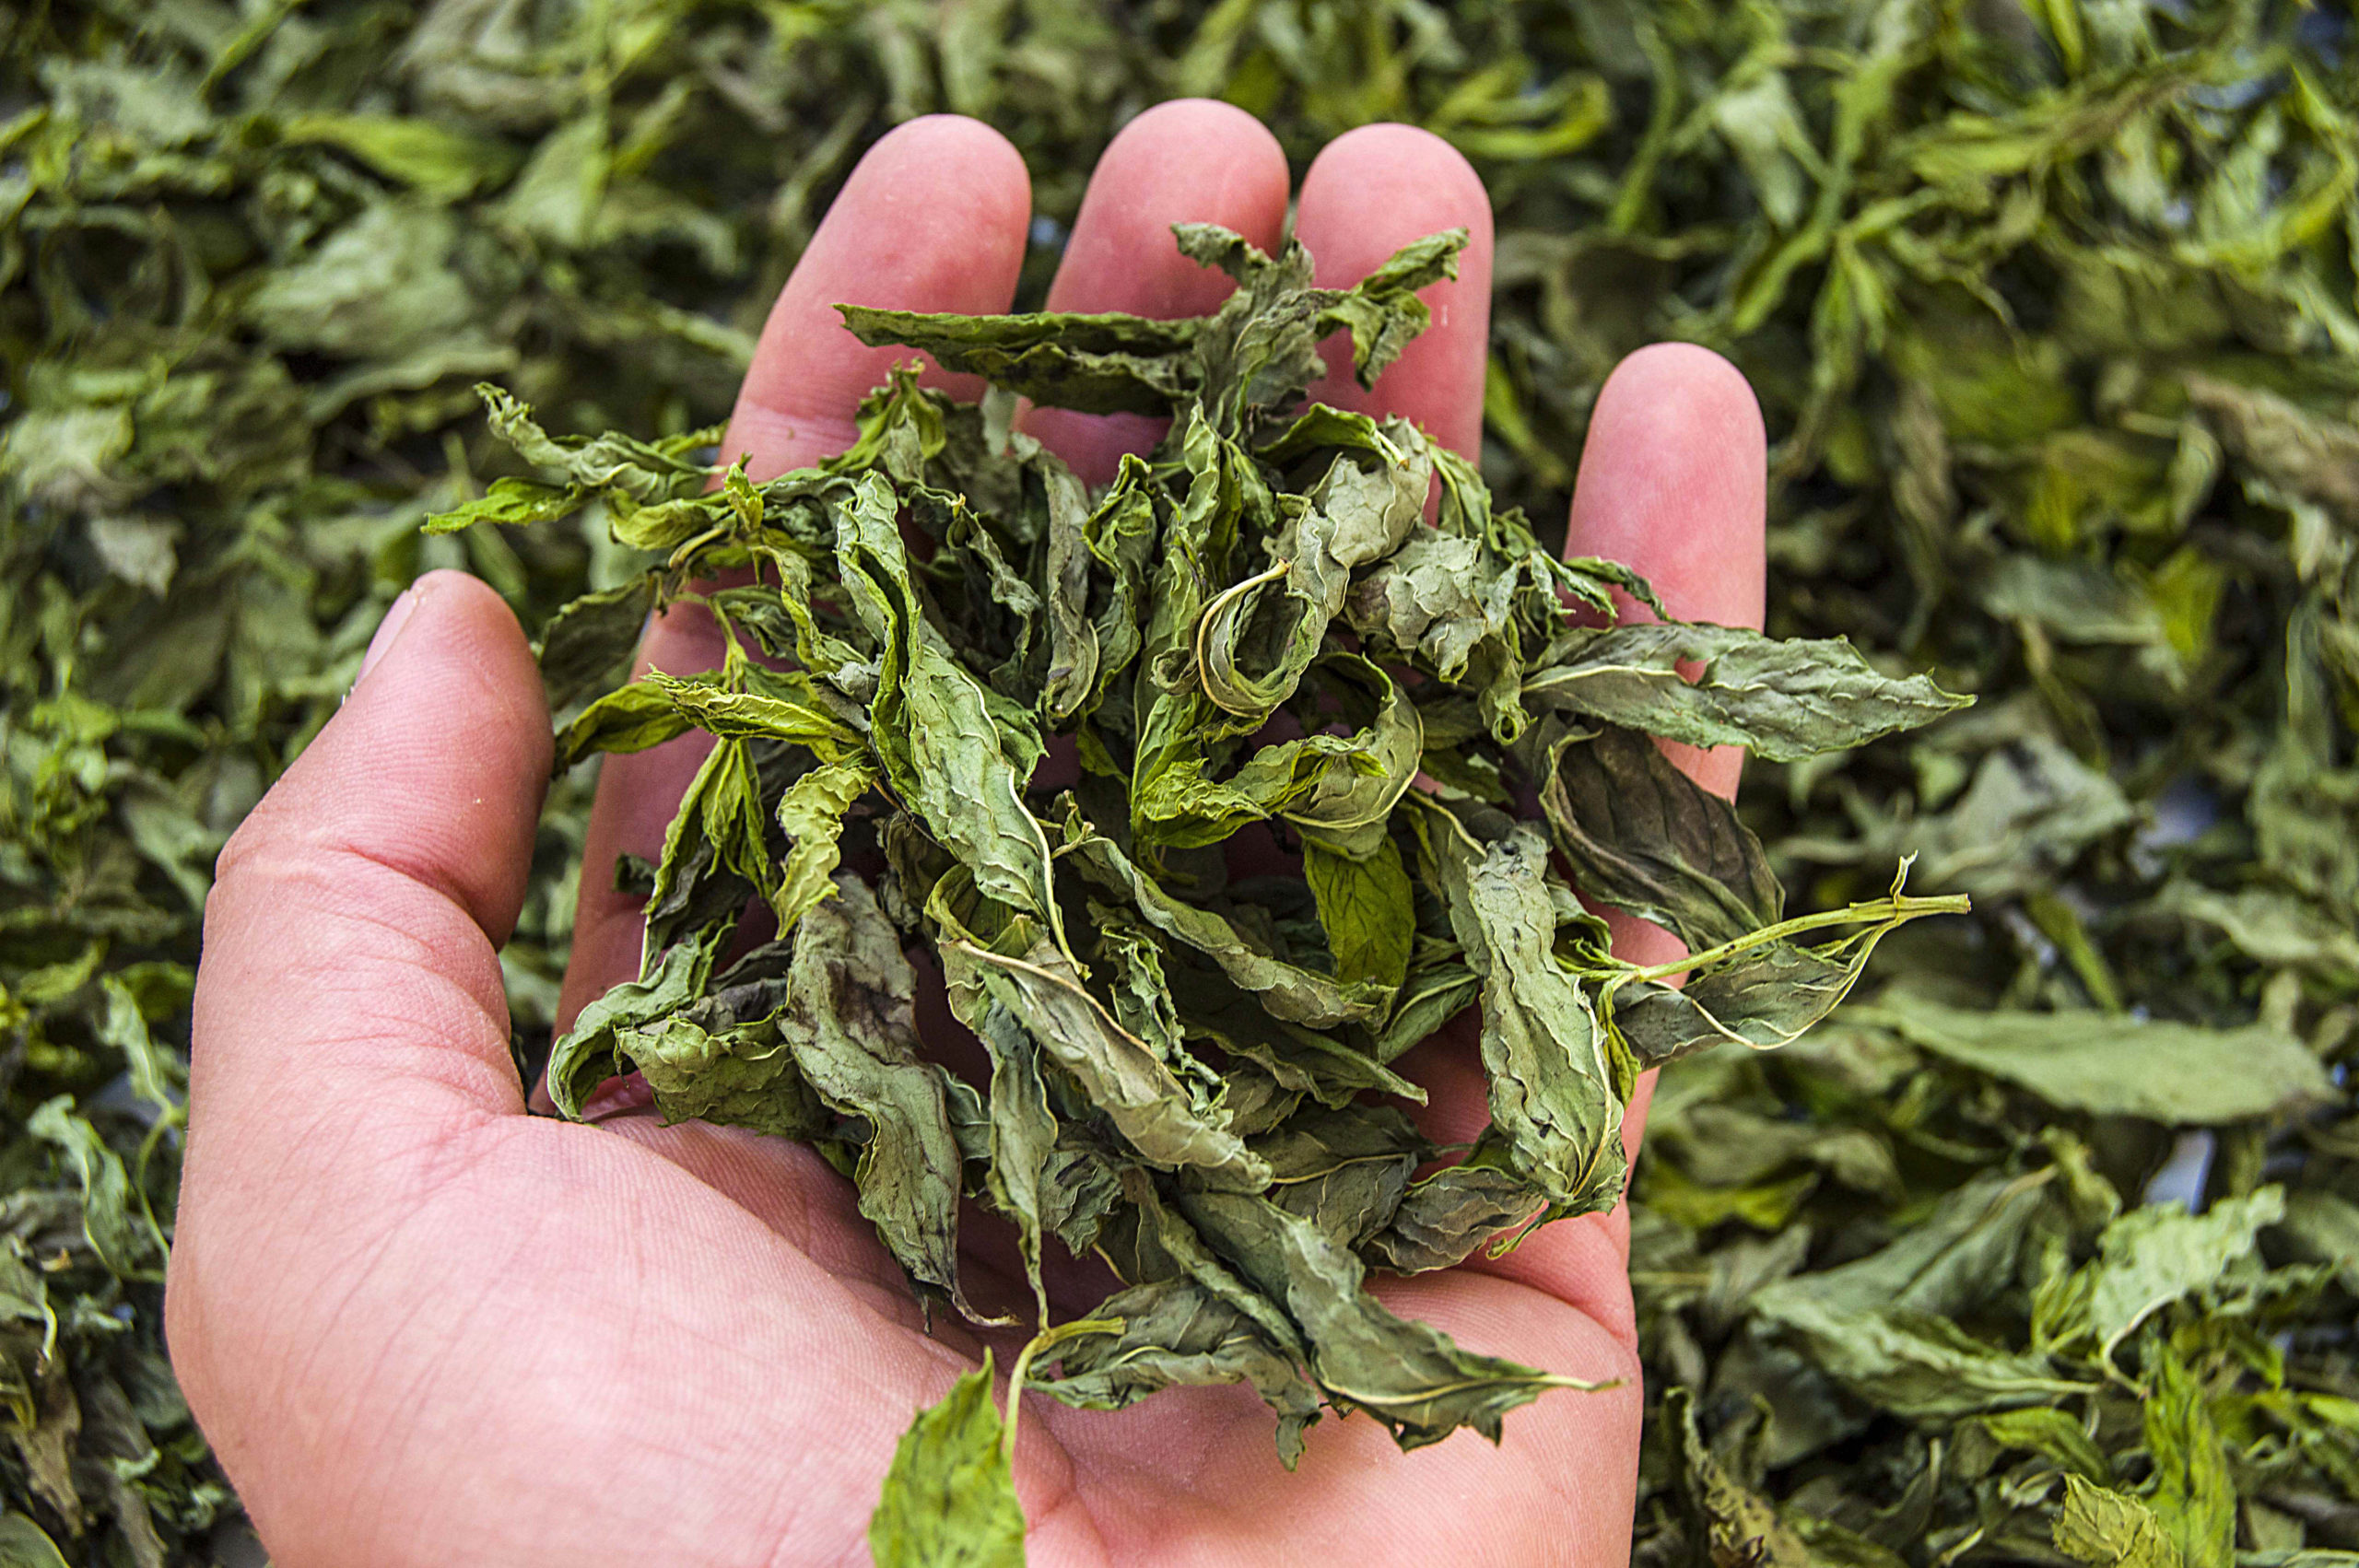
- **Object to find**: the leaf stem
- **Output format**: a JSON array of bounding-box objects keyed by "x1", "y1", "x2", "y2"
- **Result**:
[
  {"x1": 1609, "y1": 890, "x2": 1970, "y2": 989},
  {"x1": 1003, "y1": 1316, "x2": 1124, "y2": 1466}
]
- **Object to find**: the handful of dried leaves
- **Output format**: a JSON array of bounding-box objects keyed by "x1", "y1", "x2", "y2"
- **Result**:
[{"x1": 431, "y1": 226, "x2": 1968, "y2": 1551}]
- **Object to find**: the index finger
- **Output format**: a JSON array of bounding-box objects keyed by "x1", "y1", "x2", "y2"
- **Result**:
[
  {"x1": 557, "y1": 117, "x2": 1034, "y2": 1030},
  {"x1": 727, "y1": 115, "x2": 1033, "y2": 478}
]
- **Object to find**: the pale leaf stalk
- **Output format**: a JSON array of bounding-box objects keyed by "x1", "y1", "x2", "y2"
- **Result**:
[{"x1": 1003, "y1": 1317, "x2": 1125, "y2": 1466}]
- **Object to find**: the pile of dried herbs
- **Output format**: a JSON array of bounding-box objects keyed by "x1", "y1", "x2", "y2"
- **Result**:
[
  {"x1": 3, "y1": 1, "x2": 2355, "y2": 1565},
  {"x1": 423, "y1": 223, "x2": 1966, "y2": 1543}
]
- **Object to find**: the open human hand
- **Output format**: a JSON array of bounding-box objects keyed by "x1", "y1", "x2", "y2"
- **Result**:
[{"x1": 167, "y1": 102, "x2": 1764, "y2": 1567}]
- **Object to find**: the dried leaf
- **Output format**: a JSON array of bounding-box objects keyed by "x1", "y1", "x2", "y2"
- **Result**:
[
  {"x1": 867, "y1": 1355, "x2": 1027, "y2": 1568},
  {"x1": 1861, "y1": 998, "x2": 2331, "y2": 1123}
]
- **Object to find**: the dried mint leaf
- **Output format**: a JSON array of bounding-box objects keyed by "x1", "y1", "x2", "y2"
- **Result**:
[{"x1": 867, "y1": 1352, "x2": 1027, "y2": 1568}]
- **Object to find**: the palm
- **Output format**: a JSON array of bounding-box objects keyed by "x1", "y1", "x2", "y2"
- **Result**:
[
  {"x1": 440, "y1": 1106, "x2": 1638, "y2": 1566},
  {"x1": 169, "y1": 103, "x2": 1763, "y2": 1568}
]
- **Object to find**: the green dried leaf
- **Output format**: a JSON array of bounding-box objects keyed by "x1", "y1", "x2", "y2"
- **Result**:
[
  {"x1": 1749, "y1": 1295, "x2": 2095, "y2": 1422},
  {"x1": 2075, "y1": 1189, "x2": 2284, "y2": 1367},
  {"x1": 1180, "y1": 1189, "x2": 1601, "y2": 1449},
  {"x1": 1254, "y1": 1104, "x2": 1424, "y2": 1246},
  {"x1": 242, "y1": 204, "x2": 481, "y2": 358},
  {"x1": 1301, "y1": 834, "x2": 1414, "y2": 994},
  {"x1": 1419, "y1": 808, "x2": 1625, "y2": 1218},
  {"x1": 2184, "y1": 374, "x2": 2359, "y2": 528},
  {"x1": 535, "y1": 579, "x2": 655, "y2": 713},
  {"x1": 840, "y1": 307, "x2": 1200, "y2": 417},
  {"x1": 2277, "y1": 1190, "x2": 2359, "y2": 1294},
  {"x1": 546, "y1": 924, "x2": 724, "y2": 1117},
  {"x1": 2153, "y1": 883, "x2": 2359, "y2": 985},
  {"x1": 642, "y1": 735, "x2": 775, "y2": 964},
  {"x1": 277, "y1": 112, "x2": 523, "y2": 200},
  {"x1": 1540, "y1": 722, "x2": 1781, "y2": 951},
  {"x1": 557, "y1": 677, "x2": 696, "y2": 768},
  {"x1": 476, "y1": 383, "x2": 710, "y2": 502},
  {"x1": 2056, "y1": 1476, "x2": 2184, "y2": 1568},
  {"x1": 0, "y1": 1513, "x2": 71, "y2": 1568},
  {"x1": 1361, "y1": 1161, "x2": 1543, "y2": 1274},
  {"x1": 26, "y1": 1099, "x2": 157, "y2": 1281},
  {"x1": 969, "y1": 1002, "x2": 1061, "y2": 1317},
  {"x1": 836, "y1": 475, "x2": 1062, "y2": 946},
  {"x1": 1062, "y1": 811, "x2": 1386, "y2": 1028},
  {"x1": 1521, "y1": 624, "x2": 1970, "y2": 763},
  {"x1": 1602, "y1": 867, "x2": 1964, "y2": 1064},
  {"x1": 771, "y1": 757, "x2": 876, "y2": 938},
  {"x1": 942, "y1": 936, "x2": 1270, "y2": 1193},
  {"x1": 1811, "y1": 734, "x2": 2141, "y2": 901},
  {"x1": 1667, "y1": 1387, "x2": 1813, "y2": 1568},
  {"x1": 421, "y1": 476, "x2": 582, "y2": 535},
  {"x1": 2144, "y1": 1345, "x2": 2236, "y2": 1568},
  {"x1": 649, "y1": 669, "x2": 863, "y2": 759},
  {"x1": 767, "y1": 878, "x2": 986, "y2": 1321},
  {"x1": 867, "y1": 1354, "x2": 1027, "y2": 1568},
  {"x1": 1748, "y1": 1172, "x2": 2090, "y2": 1420},
  {"x1": 1029, "y1": 1278, "x2": 1323, "y2": 1465},
  {"x1": 1969, "y1": 1408, "x2": 2113, "y2": 1483},
  {"x1": 1861, "y1": 998, "x2": 2332, "y2": 1123}
]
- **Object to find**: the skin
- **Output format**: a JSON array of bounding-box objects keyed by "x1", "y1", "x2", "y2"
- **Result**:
[{"x1": 166, "y1": 104, "x2": 1766, "y2": 1568}]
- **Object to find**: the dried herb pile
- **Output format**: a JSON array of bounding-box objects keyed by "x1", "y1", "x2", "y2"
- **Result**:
[
  {"x1": 4, "y1": 1, "x2": 2357, "y2": 1564},
  {"x1": 424, "y1": 224, "x2": 1965, "y2": 1539}
]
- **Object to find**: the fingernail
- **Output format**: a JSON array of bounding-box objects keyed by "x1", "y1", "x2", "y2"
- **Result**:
[{"x1": 354, "y1": 585, "x2": 423, "y2": 689}]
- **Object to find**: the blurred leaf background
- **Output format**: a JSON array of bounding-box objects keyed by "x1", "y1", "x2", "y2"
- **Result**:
[{"x1": 2, "y1": 0, "x2": 2354, "y2": 1562}]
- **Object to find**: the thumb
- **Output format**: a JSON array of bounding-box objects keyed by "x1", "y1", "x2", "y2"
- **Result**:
[{"x1": 184, "y1": 569, "x2": 550, "y2": 1183}]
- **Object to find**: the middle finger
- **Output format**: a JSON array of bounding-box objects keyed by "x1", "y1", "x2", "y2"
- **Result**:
[
  {"x1": 557, "y1": 116, "x2": 1033, "y2": 1032},
  {"x1": 1016, "y1": 98, "x2": 1290, "y2": 482}
]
